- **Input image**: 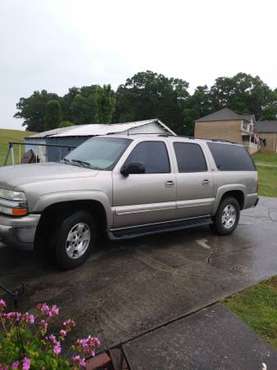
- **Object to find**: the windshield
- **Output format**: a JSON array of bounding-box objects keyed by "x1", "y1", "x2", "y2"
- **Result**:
[{"x1": 64, "y1": 137, "x2": 132, "y2": 170}]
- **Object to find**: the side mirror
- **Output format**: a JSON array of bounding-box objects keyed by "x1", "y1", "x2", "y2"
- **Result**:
[{"x1": 121, "y1": 162, "x2": 145, "y2": 177}]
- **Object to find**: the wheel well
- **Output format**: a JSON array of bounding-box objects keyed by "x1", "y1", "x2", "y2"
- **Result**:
[
  {"x1": 34, "y1": 200, "x2": 107, "y2": 248},
  {"x1": 221, "y1": 190, "x2": 244, "y2": 209}
]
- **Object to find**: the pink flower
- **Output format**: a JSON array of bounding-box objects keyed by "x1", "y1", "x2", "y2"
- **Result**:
[
  {"x1": 72, "y1": 355, "x2": 86, "y2": 368},
  {"x1": 47, "y1": 335, "x2": 62, "y2": 356},
  {"x1": 11, "y1": 361, "x2": 19, "y2": 369},
  {"x1": 75, "y1": 336, "x2": 101, "y2": 356},
  {"x1": 21, "y1": 313, "x2": 35, "y2": 325},
  {"x1": 3, "y1": 312, "x2": 21, "y2": 322},
  {"x1": 38, "y1": 319, "x2": 48, "y2": 334},
  {"x1": 54, "y1": 343, "x2": 61, "y2": 355},
  {"x1": 59, "y1": 329, "x2": 67, "y2": 338},
  {"x1": 36, "y1": 303, "x2": 59, "y2": 318},
  {"x1": 0, "y1": 364, "x2": 8, "y2": 370},
  {"x1": 0, "y1": 299, "x2": 6, "y2": 312},
  {"x1": 22, "y1": 357, "x2": 31, "y2": 370},
  {"x1": 63, "y1": 319, "x2": 76, "y2": 332}
]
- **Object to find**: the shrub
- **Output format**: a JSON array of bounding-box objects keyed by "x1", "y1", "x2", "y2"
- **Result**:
[{"x1": 0, "y1": 299, "x2": 100, "y2": 369}]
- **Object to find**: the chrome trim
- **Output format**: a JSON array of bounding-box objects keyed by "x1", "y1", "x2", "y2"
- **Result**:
[
  {"x1": 176, "y1": 198, "x2": 215, "y2": 209},
  {"x1": 114, "y1": 201, "x2": 176, "y2": 216}
]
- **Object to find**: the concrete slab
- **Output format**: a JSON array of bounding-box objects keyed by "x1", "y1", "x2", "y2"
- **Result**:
[
  {"x1": 0, "y1": 197, "x2": 277, "y2": 349},
  {"x1": 123, "y1": 304, "x2": 277, "y2": 370}
]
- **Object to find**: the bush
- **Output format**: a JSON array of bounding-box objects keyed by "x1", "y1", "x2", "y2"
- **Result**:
[{"x1": 0, "y1": 299, "x2": 100, "y2": 369}]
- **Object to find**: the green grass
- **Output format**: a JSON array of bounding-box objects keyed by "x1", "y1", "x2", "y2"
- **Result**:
[
  {"x1": 225, "y1": 277, "x2": 277, "y2": 349},
  {"x1": 0, "y1": 128, "x2": 33, "y2": 166},
  {"x1": 253, "y1": 152, "x2": 277, "y2": 197}
]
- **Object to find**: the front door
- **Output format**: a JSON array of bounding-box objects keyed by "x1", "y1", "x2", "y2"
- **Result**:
[
  {"x1": 112, "y1": 140, "x2": 176, "y2": 227},
  {"x1": 173, "y1": 142, "x2": 215, "y2": 218}
]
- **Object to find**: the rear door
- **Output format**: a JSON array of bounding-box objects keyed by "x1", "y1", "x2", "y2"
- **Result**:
[
  {"x1": 173, "y1": 141, "x2": 215, "y2": 218},
  {"x1": 112, "y1": 140, "x2": 177, "y2": 227}
]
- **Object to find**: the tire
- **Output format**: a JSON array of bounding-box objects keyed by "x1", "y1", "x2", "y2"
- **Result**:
[
  {"x1": 210, "y1": 197, "x2": 240, "y2": 235},
  {"x1": 53, "y1": 210, "x2": 96, "y2": 270}
]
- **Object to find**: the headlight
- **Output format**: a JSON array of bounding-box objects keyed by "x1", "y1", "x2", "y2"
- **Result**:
[
  {"x1": 0, "y1": 189, "x2": 28, "y2": 216},
  {"x1": 0, "y1": 189, "x2": 26, "y2": 202}
]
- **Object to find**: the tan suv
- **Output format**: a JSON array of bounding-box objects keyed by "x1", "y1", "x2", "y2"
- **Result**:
[{"x1": 0, "y1": 135, "x2": 258, "y2": 269}]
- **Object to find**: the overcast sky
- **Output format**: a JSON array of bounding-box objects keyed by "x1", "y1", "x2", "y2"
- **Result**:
[{"x1": 1, "y1": 0, "x2": 277, "y2": 130}]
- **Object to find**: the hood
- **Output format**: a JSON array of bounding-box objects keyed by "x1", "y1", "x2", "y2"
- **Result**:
[{"x1": 0, "y1": 162, "x2": 98, "y2": 189}]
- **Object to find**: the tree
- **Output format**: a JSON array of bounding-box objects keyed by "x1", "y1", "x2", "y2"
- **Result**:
[
  {"x1": 114, "y1": 71, "x2": 190, "y2": 134},
  {"x1": 44, "y1": 100, "x2": 63, "y2": 130},
  {"x1": 95, "y1": 85, "x2": 116, "y2": 123},
  {"x1": 14, "y1": 90, "x2": 60, "y2": 132},
  {"x1": 209, "y1": 73, "x2": 273, "y2": 119},
  {"x1": 182, "y1": 85, "x2": 215, "y2": 135}
]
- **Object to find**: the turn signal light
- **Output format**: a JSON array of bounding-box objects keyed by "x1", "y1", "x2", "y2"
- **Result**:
[{"x1": 11, "y1": 208, "x2": 28, "y2": 216}]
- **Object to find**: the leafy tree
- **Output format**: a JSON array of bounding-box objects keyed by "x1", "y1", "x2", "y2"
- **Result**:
[
  {"x1": 209, "y1": 73, "x2": 272, "y2": 119},
  {"x1": 44, "y1": 100, "x2": 63, "y2": 130},
  {"x1": 95, "y1": 85, "x2": 116, "y2": 123},
  {"x1": 14, "y1": 90, "x2": 60, "y2": 132},
  {"x1": 59, "y1": 120, "x2": 74, "y2": 128},
  {"x1": 114, "y1": 71, "x2": 190, "y2": 134},
  {"x1": 182, "y1": 85, "x2": 215, "y2": 135}
]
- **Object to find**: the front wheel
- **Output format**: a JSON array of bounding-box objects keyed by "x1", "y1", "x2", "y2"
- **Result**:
[
  {"x1": 54, "y1": 210, "x2": 96, "y2": 269},
  {"x1": 210, "y1": 197, "x2": 240, "y2": 235}
]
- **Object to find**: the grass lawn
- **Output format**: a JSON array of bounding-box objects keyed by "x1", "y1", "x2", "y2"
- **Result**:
[
  {"x1": 253, "y1": 152, "x2": 277, "y2": 197},
  {"x1": 0, "y1": 129, "x2": 33, "y2": 166},
  {"x1": 225, "y1": 276, "x2": 277, "y2": 349}
]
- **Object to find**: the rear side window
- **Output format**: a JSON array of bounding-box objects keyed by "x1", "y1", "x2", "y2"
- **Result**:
[
  {"x1": 174, "y1": 142, "x2": 207, "y2": 172},
  {"x1": 125, "y1": 141, "x2": 170, "y2": 173},
  {"x1": 207, "y1": 142, "x2": 256, "y2": 171}
]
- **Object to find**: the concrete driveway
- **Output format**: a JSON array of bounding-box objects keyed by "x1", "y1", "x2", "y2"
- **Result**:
[{"x1": 0, "y1": 196, "x2": 277, "y2": 349}]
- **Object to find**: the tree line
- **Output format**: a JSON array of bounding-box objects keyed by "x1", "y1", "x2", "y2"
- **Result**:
[{"x1": 15, "y1": 71, "x2": 277, "y2": 135}]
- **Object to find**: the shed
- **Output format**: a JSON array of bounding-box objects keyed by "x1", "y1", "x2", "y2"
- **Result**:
[{"x1": 24, "y1": 119, "x2": 176, "y2": 162}]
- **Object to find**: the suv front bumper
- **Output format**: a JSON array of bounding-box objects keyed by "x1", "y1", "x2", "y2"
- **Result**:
[{"x1": 0, "y1": 213, "x2": 41, "y2": 250}]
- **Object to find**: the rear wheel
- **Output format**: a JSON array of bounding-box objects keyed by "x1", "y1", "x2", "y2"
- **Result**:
[
  {"x1": 210, "y1": 197, "x2": 240, "y2": 235},
  {"x1": 54, "y1": 210, "x2": 96, "y2": 269}
]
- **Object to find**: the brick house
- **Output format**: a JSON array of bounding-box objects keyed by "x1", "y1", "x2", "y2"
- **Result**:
[
  {"x1": 255, "y1": 120, "x2": 277, "y2": 152},
  {"x1": 194, "y1": 108, "x2": 258, "y2": 154}
]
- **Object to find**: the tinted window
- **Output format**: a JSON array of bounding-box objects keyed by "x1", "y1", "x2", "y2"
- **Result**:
[
  {"x1": 125, "y1": 141, "x2": 170, "y2": 173},
  {"x1": 207, "y1": 142, "x2": 256, "y2": 171},
  {"x1": 174, "y1": 142, "x2": 207, "y2": 173}
]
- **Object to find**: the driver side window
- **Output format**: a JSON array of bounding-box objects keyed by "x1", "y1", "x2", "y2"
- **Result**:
[{"x1": 125, "y1": 141, "x2": 170, "y2": 174}]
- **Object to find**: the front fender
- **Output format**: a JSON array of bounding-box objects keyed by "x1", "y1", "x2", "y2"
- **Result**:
[
  {"x1": 212, "y1": 184, "x2": 247, "y2": 215},
  {"x1": 32, "y1": 190, "x2": 113, "y2": 226}
]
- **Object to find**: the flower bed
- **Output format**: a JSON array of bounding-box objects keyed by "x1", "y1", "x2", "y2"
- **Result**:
[{"x1": 0, "y1": 299, "x2": 101, "y2": 369}]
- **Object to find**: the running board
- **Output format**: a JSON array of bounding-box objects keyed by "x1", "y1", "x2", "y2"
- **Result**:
[{"x1": 109, "y1": 216, "x2": 212, "y2": 240}]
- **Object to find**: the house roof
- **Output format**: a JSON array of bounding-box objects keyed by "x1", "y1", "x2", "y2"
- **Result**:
[
  {"x1": 255, "y1": 121, "x2": 277, "y2": 133},
  {"x1": 196, "y1": 108, "x2": 253, "y2": 123},
  {"x1": 27, "y1": 119, "x2": 176, "y2": 139}
]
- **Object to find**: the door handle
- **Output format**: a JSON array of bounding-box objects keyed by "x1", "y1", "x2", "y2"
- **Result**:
[
  {"x1": 165, "y1": 180, "x2": 175, "y2": 187},
  {"x1": 202, "y1": 179, "x2": 209, "y2": 185}
]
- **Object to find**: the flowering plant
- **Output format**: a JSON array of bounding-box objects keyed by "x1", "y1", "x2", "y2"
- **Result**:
[{"x1": 0, "y1": 299, "x2": 100, "y2": 369}]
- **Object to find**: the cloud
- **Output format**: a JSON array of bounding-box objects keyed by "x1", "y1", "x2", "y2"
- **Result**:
[{"x1": 1, "y1": 0, "x2": 277, "y2": 129}]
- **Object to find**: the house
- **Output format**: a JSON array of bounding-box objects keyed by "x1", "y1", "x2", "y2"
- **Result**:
[
  {"x1": 194, "y1": 108, "x2": 259, "y2": 154},
  {"x1": 24, "y1": 119, "x2": 176, "y2": 162},
  {"x1": 255, "y1": 120, "x2": 277, "y2": 152}
]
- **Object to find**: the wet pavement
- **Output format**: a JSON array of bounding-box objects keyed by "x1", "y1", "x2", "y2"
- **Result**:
[
  {"x1": 0, "y1": 196, "x2": 277, "y2": 349},
  {"x1": 123, "y1": 304, "x2": 277, "y2": 370}
]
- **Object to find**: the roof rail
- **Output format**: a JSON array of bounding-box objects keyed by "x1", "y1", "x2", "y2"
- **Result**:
[{"x1": 193, "y1": 137, "x2": 237, "y2": 144}]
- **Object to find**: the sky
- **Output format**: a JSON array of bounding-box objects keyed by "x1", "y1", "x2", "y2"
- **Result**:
[{"x1": 1, "y1": 0, "x2": 277, "y2": 130}]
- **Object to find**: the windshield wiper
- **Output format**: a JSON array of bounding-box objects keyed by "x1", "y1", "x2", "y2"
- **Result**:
[
  {"x1": 62, "y1": 158, "x2": 100, "y2": 170},
  {"x1": 70, "y1": 159, "x2": 92, "y2": 168}
]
